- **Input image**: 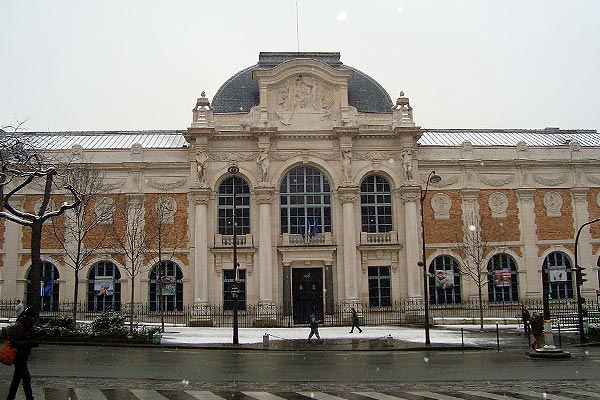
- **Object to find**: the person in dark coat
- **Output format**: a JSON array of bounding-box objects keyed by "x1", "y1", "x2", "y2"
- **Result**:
[
  {"x1": 307, "y1": 313, "x2": 321, "y2": 342},
  {"x1": 521, "y1": 304, "x2": 531, "y2": 334},
  {"x1": 530, "y1": 312, "x2": 544, "y2": 350},
  {"x1": 6, "y1": 307, "x2": 38, "y2": 400},
  {"x1": 349, "y1": 307, "x2": 362, "y2": 333}
]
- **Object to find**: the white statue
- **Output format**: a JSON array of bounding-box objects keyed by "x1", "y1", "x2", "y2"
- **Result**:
[
  {"x1": 341, "y1": 148, "x2": 352, "y2": 182},
  {"x1": 256, "y1": 148, "x2": 270, "y2": 182},
  {"x1": 196, "y1": 150, "x2": 208, "y2": 184},
  {"x1": 401, "y1": 149, "x2": 414, "y2": 181}
]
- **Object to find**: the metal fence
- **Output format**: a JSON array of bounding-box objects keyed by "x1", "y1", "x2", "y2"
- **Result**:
[{"x1": 0, "y1": 298, "x2": 597, "y2": 329}]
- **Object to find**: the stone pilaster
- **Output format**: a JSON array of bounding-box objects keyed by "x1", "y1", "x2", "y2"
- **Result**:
[
  {"x1": 571, "y1": 187, "x2": 597, "y2": 293},
  {"x1": 338, "y1": 185, "x2": 359, "y2": 303},
  {"x1": 190, "y1": 188, "x2": 211, "y2": 305},
  {"x1": 3, "y1": 195, "x2": 24, "y2": 299},
  {"x1": 517, "y1": 188, "x2": 539, "y2": 298},
  {"x1": 398, "y1": 186, "x2": 421, "y2": 299},
  {"x1": 256, "y1": 186, "x2": 275, "y2": 306}
]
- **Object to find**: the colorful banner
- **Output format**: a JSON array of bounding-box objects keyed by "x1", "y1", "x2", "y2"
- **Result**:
[
  {"x1": 494, "y1": 269, "x2": 512, "y2": 287},
  {"x1": 159, "y1": 276, "x2": 176, "y2": 296},
  {"x1": 94, "y1": 278, "x2": 114, "y2": 296}
]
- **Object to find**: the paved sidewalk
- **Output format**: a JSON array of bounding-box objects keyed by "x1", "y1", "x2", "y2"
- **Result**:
[{"x1": 158, "y1": 323, "x2": 543, "y2": 351}]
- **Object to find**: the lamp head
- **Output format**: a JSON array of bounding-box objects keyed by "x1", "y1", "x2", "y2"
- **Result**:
[{"x1": 429, "y1": 172, "x2": 441, "y2": 184}]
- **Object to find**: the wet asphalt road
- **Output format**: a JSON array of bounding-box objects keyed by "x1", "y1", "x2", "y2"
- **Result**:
[{"x1": 1, "y1": 344, "x2": 599, "y2": 383}]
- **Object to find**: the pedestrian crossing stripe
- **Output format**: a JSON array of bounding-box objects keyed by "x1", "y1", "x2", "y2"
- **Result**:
[{"x1": 3, "y1": 388, "x2": 600, "y2": 400}]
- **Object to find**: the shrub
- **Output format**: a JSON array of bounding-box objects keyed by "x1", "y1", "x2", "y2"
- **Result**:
[
  {"x1": 90, "y1": 312, "x2": 128, "y2": 338},
  {"x1": 587, "y1": 323, "x2": 600, "y2": 342}
]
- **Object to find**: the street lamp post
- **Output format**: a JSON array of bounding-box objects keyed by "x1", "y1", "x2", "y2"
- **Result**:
[
  {"x1": 574, "y1": 217, "x2": 600, "y2": 344},
  {"x1": 228, "y1": 165, "x2": 241, "y2": 345},
  {"x1": 418, "y1": 171, "x2": 441, "y2": 346}
]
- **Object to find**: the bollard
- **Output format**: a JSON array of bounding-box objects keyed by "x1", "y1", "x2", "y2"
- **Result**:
[
  {"x1": 496, "y1": 323, "x2": 500, "y2": 352},
  {"x1": 263, "y1": 333, "x2": 269, "y2": 349},
  {"x1": 386, "y1": 334, "x2": 393, "y2": 347},
  {"x1": 461, "y1": 328, "x2": 464, "y2": 347}
]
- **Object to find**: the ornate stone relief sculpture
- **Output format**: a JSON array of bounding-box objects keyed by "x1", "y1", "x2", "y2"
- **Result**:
[
  {"x1": 145, "y1": 178, "x2": 187, "y2": 191},
  {"x1": 543, "y1": 191, "x2": 563, "y2": 217},
  {"x1": 341, "y1": 148, "x2": 353, "y2": 183},
  {"x1": 274, "y1": 75, "x2": 336, "y2": 126},
  {"x1": 533, "y1": 173, "x2": 567, "y2": 186},
  {"x1": 431, "y1": 193, "x2": 451, "y2": 220},
  {"x1": 156, "y1": 196, "x2": 177, "y2": 224},
  {"x1": 488, "y1": 192, "x2": 509, "y2": 218},
  {"x1": 256, "y1": 148, "x2": 270, "y2": 183},
  {"x1": 478, "y1": 174, "x2": 514, "y2": 187}
]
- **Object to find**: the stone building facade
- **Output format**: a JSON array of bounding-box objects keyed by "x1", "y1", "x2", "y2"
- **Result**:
[{"x1": 1, "y1": 52, "x2": 600, "y2": 324}]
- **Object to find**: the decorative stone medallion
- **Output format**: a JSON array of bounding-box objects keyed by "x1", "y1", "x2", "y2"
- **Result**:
[
  {"x1": 431, "y1": 193, "x2": 451, "y2": 219},
  {"x1": 543, "y1": 191, "x2": 563, "y2": 217},
  {"x1": 488, "y1": 192, "x2": 508, "y2": 218}
]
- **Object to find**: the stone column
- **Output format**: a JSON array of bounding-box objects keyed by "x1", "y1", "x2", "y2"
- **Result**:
[
  {"x1": 256, "y1": 186, "x2": 276, "y2": 322},
  {"x1": 399, "y1": 186, "x2": 421, "y2": 299},
  {"x1": 126, "y1": 194, "x2": 145, "y2": 306},
  {"x1": 517, "y1": 188, "x2": 539, "y2": 298},
  {"x1": 189, "y1": 187, "x2": 212, "y2": 325},
  {"x1": 460, "y1": 189, "x2": 480, "y2": 300},
  {"x1": 338, "y1": 186, "x2": 359, "y2": 304}
]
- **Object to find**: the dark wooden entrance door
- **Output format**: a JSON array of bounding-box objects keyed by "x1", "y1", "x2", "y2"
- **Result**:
[{"x1": 292, "y1": 268, "x2": 323, "y2": 324}]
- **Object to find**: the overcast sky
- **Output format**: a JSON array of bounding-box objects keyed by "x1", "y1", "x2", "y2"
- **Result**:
[{"x1": 1, "y1": 0, "x2": 599, "y2": 132}]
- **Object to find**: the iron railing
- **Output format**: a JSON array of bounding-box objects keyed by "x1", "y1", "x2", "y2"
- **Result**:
[{"x1": 0, "y1": 298, "x2": 597, "y2": 329}]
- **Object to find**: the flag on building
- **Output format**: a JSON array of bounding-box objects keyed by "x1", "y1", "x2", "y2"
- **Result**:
[
  {"x1": 306, "y1": 218, "x2": 313, "y2": 239},
  {"x1": 312, "y1": 217, "x2": 319, "y2": 238}
]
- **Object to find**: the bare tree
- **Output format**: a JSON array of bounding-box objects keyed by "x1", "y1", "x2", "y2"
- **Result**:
[
  {"x1": 145, "y1": 196, "x2": 186, "y2": 332},
  {"x1": 52, "y1": 164, "x2": 113, "y2": 320},
  {"x1": 452, "y1": 222, "x2": 495, "y2": 330},
  {"x1": 1, "y1": 128, "x2": 81, "y2": 312},
  {"x1": 107, "y1": 195, "x2": 152, "y2": 332}
]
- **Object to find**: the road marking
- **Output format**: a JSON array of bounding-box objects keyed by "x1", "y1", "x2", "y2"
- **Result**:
[
  {"x1": 299, "y1": 391, "x2": 347, "y2": 400},
  {"x1": 243, "y1": 391, "x2": 289, "y2": 400},
  {"x1": 408, "y1": 391, "x2": 464, "y2": 400},
  {"x1": 461, "y1": 390, "x2": 521, "y2": 399},
  {"x1": 562, "y1": 389, "x2": 600, "y2": 399},
  {"x1": 73, "y1": 388, "x2": 108, "y2": 400},
  {"x1": 186, "y1": 390, "x2": 229, "y2": 400},
  {"x1": 520, "y1": 391, "x2": 578, "y2": 400},
  {"x1": 353, "y1": 391, "x2": 409, "y2": 400},
  {"x1": 130, "y1": 389, "x2": 170, "y2": 399}
]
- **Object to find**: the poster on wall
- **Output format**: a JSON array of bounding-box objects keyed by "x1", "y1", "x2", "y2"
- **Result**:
[
  {"x1": 94, "y1": 278, "x2": 114, "y2": 296},
  {"x1": 549, "y1": 266, "x2": 568, "y2": 282},
  {"x1": 435, "y1": 270, "x2": 455, "y2": 289},
  {"x1": 494, "y1": 269, "x2": 512, "y2": 287}
]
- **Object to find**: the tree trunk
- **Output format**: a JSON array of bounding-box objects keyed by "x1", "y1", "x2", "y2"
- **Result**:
[
  {"x1": 28, "y1": 222, "x2": 43, "y2": 313},
  {"x1": 478, "y1": 281, "x2": 484, "y2": 330},
  {"x1": 129, "y1": 278, "x2": 135, "y2": 333},
  {"x1": 73, "y1": 268, "x2": 79, "y2": 321}
]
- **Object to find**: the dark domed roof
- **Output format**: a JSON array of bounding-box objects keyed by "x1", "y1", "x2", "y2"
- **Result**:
[{"x1": 212, "y1": 52, "x2": 393, "y2": 114}]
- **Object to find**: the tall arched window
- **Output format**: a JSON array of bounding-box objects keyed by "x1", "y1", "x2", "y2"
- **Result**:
[
  {"x1": 360, "y1": 175, "x2": 392, "y2": 233},
  {"x1": 487, "y1": 253, "x2": 519, "y2": 302},
  {"x1": 218, "y1": 176, "x2": 251, "y2": 235},
  {"x1": 149, "y1": 261, "x2": 184, "y2": 312},
  {"x1": 429, "y1": 255, "x2": 461, "y2": 304},
  {"x1": 26, "y1": 261, "x2": 60, "y2": 311},
  {"x1": 280, "y1": 165, "x2": 331, "y2": 234},
  {"x1": 543, "y1": 251, "x2": 573, "y2": 299},
  {"x1": 87, "y1": 261, "x2": 121, "y2": 312}
]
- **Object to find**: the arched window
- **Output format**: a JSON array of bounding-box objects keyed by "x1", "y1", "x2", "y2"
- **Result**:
[
  {"x1": 149, "y1": 261, "x2": 184, "y2": 312},
  {"x1": 280, "y1": 165, "x2": 331, "y2": 234},
  {"x1": 360, "y1": 175, "x2": 392, "y2": 233},
  {"x1": 429, "y1": 255, "x2": 461, "y2": 304},
  {"x1": 26, "y1": 261, "x2": 60, "y2": 311},
  {"x1": 487, "y1": 253, "x2": 519, "y2": 302},
  {"x1": 543, "y1": 251, "x2": 573, "y2": 299},
  {"x1": 218, "y1": 176, "x2": 251, "y2": 235},
  {"x1": 87, "y1": 261, "x2": 121, "y2": 312}
]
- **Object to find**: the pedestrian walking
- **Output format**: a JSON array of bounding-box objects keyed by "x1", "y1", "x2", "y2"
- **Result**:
[
  {"x1": 349, "y1": 307, "x2": 362, "y2": 333},
  {"x1": 521, "y1": 304, "x2": 531, "y2": 334},
  {"x1": 307, "y1": 313, "x2": 321, "y2": 342},
  {"x1": 530, "y1": 312, "x2": 544, "y2": 350},
  {"x1": 5, "y1": 307, "x2": 39, "y2": 400},
  {"x1": 14, "y1": 301, "x2": 24, "y2": 320}
]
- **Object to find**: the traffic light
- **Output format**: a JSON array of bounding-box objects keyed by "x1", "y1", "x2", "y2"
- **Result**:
[{"x1": 575, "y1": 266, "x2": 588, "y2": 286}]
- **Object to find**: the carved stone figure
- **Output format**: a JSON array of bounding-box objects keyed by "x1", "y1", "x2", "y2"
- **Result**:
[
  {"x1": 256, "y1": 148, "x2": 270, "y2": 182},
  {"x1": 401, "y1": 149, "x2": 414, "y2": 181},
  {"x1": 196, "y1": 150, "x2": 208, "y2": 184},
  {"x1": 341, "y1": 148, "x2": 353, "y2": 182}
]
